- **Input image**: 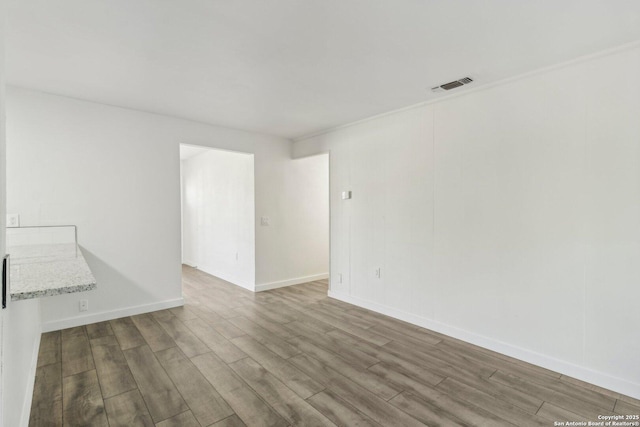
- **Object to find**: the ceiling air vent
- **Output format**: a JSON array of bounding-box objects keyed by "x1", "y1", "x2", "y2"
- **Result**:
[{"x1": 431, "y1": 77, "x2": 473, "y2": 93}]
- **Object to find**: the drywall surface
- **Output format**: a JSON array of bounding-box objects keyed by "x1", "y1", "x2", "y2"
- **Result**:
[
  {"x1": 181, "y1": 149, "x2": 255, "y2": 289},
  {"x1": 1, "y1": 12, "x2": 43, "y2": 427},
  {"x1": 253, "y1": 152, "x2": 329, "y2": 290},
  {"x1": 6, "y1": 87, "x2": 325, "y2": 330},
  {"x1": 0, "y1": 9, "x2": 5, "y2": 422},
  {"x1": 294, "y1": 45, "x2": 640, "y2": 398}
]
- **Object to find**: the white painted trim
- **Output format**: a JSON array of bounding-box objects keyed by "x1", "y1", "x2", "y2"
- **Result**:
[
  {"x1": 256, "y1": 273, "x2": 329, "y2": 292},
  {"x1": 19, "y1": 324, "x2": 42, "y2": 427},
  {"x1": 181, "y1": 260, "x2": 197, "y2": 268},
  {"x1": 223, "y1": 280, "x2": 253, "y2": 292},
  {"x1": 196, "y1": 265, "x2": 254, "y2": 292},
  {"x1": 41, "y1": 298, "x2": 184, "y2": 333},
  {"x1": 295, "y1": 39, "x2": 640, "y2": 142},
  {"x1": 328, "y1": 290, "x2": 640, "y2": 400}
]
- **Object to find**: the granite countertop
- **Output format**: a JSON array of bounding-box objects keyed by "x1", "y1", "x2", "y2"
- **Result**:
[{"x1": 8, "y1": 243, "x2": 97, "y2": 301}]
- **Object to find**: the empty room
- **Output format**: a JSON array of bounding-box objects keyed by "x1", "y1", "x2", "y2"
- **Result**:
[{"x1": 1, "y1": 1, "x2": 639, "y2": 427}]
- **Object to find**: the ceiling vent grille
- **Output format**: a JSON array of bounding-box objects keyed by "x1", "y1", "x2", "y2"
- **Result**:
[{"x1": 431, "y1": 77, "x2": 473, "y2": 93}]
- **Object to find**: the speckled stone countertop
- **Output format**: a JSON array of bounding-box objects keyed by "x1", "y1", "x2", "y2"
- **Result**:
[{"x1": 8, "y1": 243, "x2": 97, "y2": 301}]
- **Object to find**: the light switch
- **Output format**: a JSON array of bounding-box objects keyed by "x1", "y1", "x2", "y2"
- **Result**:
[
  {"x1": 261, "y1": 216, "x2": 270, "y2": 226},
  {"x1": 341, "y1": 191, "x2": 352, "y2": 200}
]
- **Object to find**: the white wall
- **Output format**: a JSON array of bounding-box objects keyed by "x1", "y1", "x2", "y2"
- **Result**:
[
  {"x1": 271, "y1": 153, "x2": 329, "y2": 290},
  {"x1": 294, "y1": 44, "x2": 640, "y2": 399},
  {"x1": 1, "y1": 7, "x2": 43, "y2": 427},
  {"x1": 0, "y1": 5, "x2": 5, "y2": 419},
  {"x1": 254, "y1": 149, "x2": 329, "y2": 290},
  {"x1": 181, "y1": 148, "x2": 255, "y2": 289},
  {"x1": 6, "y1": 87, "x2": 329, "y2": 332}
]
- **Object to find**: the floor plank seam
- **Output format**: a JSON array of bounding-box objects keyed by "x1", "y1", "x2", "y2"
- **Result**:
[
  {"x1": 385, "y1": 389, "x2": 404, "y2": 402},
  {"x1": 30, "y1": 267, "x2": 639, "y2": 427}
]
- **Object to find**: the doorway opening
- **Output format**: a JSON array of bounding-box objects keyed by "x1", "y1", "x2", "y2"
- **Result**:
[
  {"x1": 286, "y1": 153, "x2": 330, "y2": 295},
  {"x1": 179, "y1": 144, "x2": 255, "y2": 290}
]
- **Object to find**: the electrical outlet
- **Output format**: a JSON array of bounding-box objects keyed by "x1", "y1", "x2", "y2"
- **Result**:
[
  {"x1": 79, "y1": 299, "x2": 88, "y2": 312},
  {"x1": 375, "y1": 268, "x2": 381, "y2": 278},
  {"x1": 6, "y1": 214, "x2": 20, "y2": 228},
  {"x1": 261, "y1": 216, "x2": 270, "y2": 226}
]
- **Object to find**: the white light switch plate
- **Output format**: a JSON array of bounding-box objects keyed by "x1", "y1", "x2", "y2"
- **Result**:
[{"x1": 6, "y1": 214, "x2": 20, "y2": 228}]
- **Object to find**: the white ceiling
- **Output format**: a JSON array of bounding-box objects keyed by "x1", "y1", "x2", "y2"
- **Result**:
[{"x1": 6, "y1": 1, "x2": 640, "y2": 139}]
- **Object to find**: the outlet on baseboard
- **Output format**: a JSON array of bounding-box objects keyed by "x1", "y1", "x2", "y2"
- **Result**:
[
  {"x1": 6, "y1": 214, "x2": 20, "y2": 228},
  {"x1": 79, "y1": 299, "x2": 88, "y2": 312}
]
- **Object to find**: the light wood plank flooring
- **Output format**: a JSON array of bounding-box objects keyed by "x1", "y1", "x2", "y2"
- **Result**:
[{"x1": 30, "y1": 265, "x2": 640, "y2": 426}]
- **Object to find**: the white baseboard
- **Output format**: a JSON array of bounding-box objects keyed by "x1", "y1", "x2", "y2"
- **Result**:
[
  {"x1": 41, "y1": 298, "x2": 184, "y2": 332},
  {"x1": 256, "y1": 273, "x2": 329, "y2": 292},
  {"x1": 182, "y1": 260, "x2": 197, "y2": 268},
  {"x1": 196, "y1": 264, "x2": 254, "y2": 292},
  {"x1": 20, "y1": 324, "x2": 42, "y2": 427},
  {"x1": 328, "y1": 290, "x2": 640, "y2": 400}
]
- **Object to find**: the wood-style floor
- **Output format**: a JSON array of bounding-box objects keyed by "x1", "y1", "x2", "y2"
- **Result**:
[{"x1": 30, "y1": 266, "x2": 640, "y2": 426}]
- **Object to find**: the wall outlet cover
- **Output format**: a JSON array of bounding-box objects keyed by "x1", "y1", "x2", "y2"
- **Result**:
[{"x1": 6, "y1": 214, "x2": 20, "y2": 228}]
